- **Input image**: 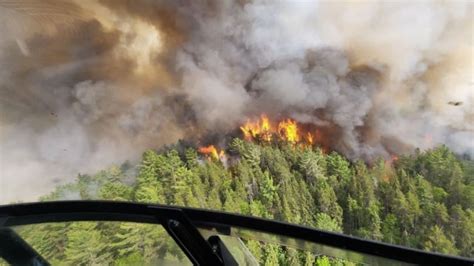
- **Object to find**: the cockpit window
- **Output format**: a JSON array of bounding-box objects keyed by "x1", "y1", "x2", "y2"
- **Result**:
[{"x1": 12, "y1": 222, "x2": 191, "y2": 266}]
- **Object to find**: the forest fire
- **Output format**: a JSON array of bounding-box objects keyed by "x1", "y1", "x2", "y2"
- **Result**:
[
  {"x1": 198, "y1": 145, "x2": 224, "y2": 160},
  {"x1": 278, "y1": 119, "x2": 300, "y2": 143},
  {"x1": 306, "y1": 132, "x2": 314, "y2": 145},
  {"x1": 200, "y1": 115, "x2": 326, "y2": 160},
  {"x1": 240, "y1": 114, "x2": 272, "y2": 142},
  {"x1": 200, "y1": 116, "x2": 409, "y2": 162},
  {"x1": 240, "y1": 114, "x2": 321, "y2": 146}
]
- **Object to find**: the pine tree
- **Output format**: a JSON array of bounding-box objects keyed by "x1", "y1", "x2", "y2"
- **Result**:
[
  {"x1": 64, "y1": 222, "x2": 112, "y2": 266},
  {"x1": 100, "y1": 181, "x2": 133, "y2": 201},
  {"x1": 134, "y1": 150, "x2": 167, "y2": 204},
  {"x1": 345, "y1": 161, "x2": 382, "y2": 240},
  {"x1": 299, "y1": 148, "x2": 326, "y2": 183},
  {"x1": 448, "y1": 205, "x2": 474, "y2": 257},
  {"x1": 423, "y1": 226, "x2": 458, "y2": 255},
  {"x1": 381, "y1": 214, "x2": 400, "y2": 244},
  {"x1": 259, "y1": 171, "x2": 278, "y2": 209},
  {"x1": 315, "y1": 213, "x2": 342, "y2": 232},
  {"x1": 315, "y1": 256, "x2": 331, "y2": 266},
  {"x1": 19, "y1": 223, "x2": 69, "y2": 263},
  {"x1": 313, "y1": 179, "x2": 343, "y2": 227},
  {"x1": 262, "y1": 244, "x2": 281, "y2": 266}
]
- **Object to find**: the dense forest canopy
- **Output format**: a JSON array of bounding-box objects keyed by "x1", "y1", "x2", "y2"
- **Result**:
[{"x1": 7, "y1": 138, "x2": 473, "y2": 265}]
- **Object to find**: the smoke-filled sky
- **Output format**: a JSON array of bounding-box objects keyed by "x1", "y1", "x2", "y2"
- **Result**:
[{"x1": 0, "y1": 0, "x2": 472, "y2": 203}]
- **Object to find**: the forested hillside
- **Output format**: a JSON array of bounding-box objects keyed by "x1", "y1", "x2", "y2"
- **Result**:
[{"x1": 12, "y1": 139, "x2": 474, "y2": 265}]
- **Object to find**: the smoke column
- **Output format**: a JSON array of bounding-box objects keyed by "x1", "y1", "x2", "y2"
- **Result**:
[{"x1": 0, "y1": 0, "x2": 472, "y2": 203}]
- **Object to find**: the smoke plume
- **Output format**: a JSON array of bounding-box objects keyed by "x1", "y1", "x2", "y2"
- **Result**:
[{"x1": 0, "y1": 0, "x2": 472, "y2": 203}]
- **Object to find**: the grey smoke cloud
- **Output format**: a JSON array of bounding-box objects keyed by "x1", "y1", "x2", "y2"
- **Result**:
[{"x1": 0, "y1": 0, "x2": 472, "y2": 203}]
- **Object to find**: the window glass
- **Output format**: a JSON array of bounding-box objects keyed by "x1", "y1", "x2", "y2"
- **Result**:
[
  {"x1": 199, "y1": 227, "x2": 406, "y2": 265},
  {"x1": 11, "y1": 222, "x2": 191, "y2": 266}
]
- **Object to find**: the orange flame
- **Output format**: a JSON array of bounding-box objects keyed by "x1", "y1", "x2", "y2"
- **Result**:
[
  {"x1": 202, "y1": 115, "x2": 328, "y2": 162},
  {"x1": 239, "y1": 114, "x2": 326, "y2": 147},
  {"x1": 306, "y1": 132, "x2": 314, "y2": 145},
  {"x1": 278, "y1": 119, "x2": 299, "y2": 143},
  {"x1": 240, "y1": 114, "x2": 272, "y2": 141},
  {"x1": 198, "y1": 145, "x2": 224, "y2": 160}
]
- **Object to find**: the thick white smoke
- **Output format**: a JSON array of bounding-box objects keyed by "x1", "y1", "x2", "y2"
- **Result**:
[{"x1": 0, "y1": 0, "x2": 472, "y2": 203}]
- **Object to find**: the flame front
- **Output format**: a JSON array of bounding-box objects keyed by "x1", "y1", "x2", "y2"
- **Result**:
[
  {"x1": 240, "y1": 114, "x2": 272, "y2": 141},
  {"x1": 278, "y1": 119, "x2": 299, "y2": 143},
  {"x1": 198, "y1": 145, "x2": 223, "y2": 160},
  {"x1": 306, "y1": 132, "x2": 314, "y2": 145},
  {"x1": 240, "y1": 115, "x2": 323, "y2": 146},
  {"x1": 200, "y1": 115, "x2": 326, "y2": 161},
  {"x1": 260, "y1": 115, "x2": 272, "y2": 141}
]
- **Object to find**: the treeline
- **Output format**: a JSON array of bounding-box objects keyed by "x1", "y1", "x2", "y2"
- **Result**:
[{"x1": 13, "y1": 139, "x2": 474, "y2": 265}]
